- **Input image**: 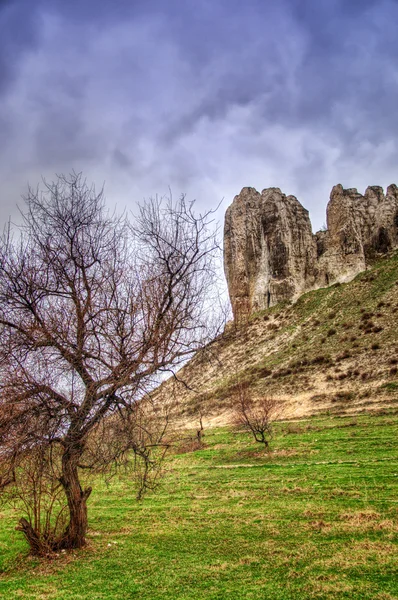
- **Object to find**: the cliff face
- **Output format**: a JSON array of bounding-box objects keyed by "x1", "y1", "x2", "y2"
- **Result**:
[{"x1": 224, "y1": 184, "x2": 398, "y2": 321}]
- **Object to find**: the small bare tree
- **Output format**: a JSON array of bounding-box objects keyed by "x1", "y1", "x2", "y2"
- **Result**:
[
  {"x1": 84, "y1": 396, "x2": 174, "y2": 501},
  {"x1": 0, "y1": 173, "x2": 221, "y2": 554},
  {"x1": 232, "y1": 383, "x2": 279, "y2": 449}
]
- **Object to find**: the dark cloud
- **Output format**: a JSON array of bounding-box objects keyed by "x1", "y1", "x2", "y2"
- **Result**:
[
  {"x1": 0, "y1": 0, "x2": 397, "y2": 233},
  {"x1": 0, "y1": 1, "x2": 41, "y2": 93}
]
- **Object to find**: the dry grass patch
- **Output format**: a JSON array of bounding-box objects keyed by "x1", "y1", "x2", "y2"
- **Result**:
[
  {"x1": 281, "y1": 486, "x2": 313, "y2": 495},
  {"x1": 319, "y1": 540, "x2": 398, "y2": 573},
  {"x1": 306, "y1": 520, "x2": 332, "y2": 533},
  {"x1": 339, "y1": 510, "x2": 398, "y2": 533},
  {"x1": 306, "y1": 577, "x2": 354, "y2": 597}
]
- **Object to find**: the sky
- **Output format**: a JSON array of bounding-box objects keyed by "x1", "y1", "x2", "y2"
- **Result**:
[{"x1": 0, "y1": 0, "x2": 397, "y2": 233}]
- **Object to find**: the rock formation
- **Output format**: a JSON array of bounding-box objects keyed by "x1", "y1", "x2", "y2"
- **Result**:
[{"x1": 224, "y1": 184, "x2": 398, "y2": 321}]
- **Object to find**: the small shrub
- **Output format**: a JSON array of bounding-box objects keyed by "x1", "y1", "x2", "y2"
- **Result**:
[
  {"x1": 258, "y1": 367, "x2": 272, "y2": 378},
  {"x1": 285, "y1": 424, "x2": 304, "y2": 435},
  {"x1": 231, "y1": 383, "x2": 279, "y2": 449},
  {"x1": 361, "y1": 312, "x2": 373, "y2": 321},
  {"x1": 333, "y1": 391, "x2": 354, "y2": 402},
  {"x1": 336, "y1": 350, "x2": 351, "y2": 361},
  {"x1": 373, "y1": 326, "x2": 383, "y2": 333},
  {"x1": 176, "y1": 439, "x2": 204, "y2": 454},
  {"x1": 371, "y1": 343, "x2": 380, "y2": 350},
  {"x1": 327, "y1": 328, "x2": 337, "y2": 337},
  {"x1": 311, "y1": 355, "x2": 330, "y2": 365}
]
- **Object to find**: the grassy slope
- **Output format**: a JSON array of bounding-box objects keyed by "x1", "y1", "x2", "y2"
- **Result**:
[
  {"x1": 0, "y1": 412, "x2": 397, "y2": 599},
  {"x1": 173, "y1": 250, "x2": 398, "y2": 423}
]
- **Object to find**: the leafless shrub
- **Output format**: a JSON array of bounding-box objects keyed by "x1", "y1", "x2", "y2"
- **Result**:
[
  {"x1": 361, "y1": 312, "x2": 374, "y2": 321},
  {"x1": 284, "y1": 423, "x2": 305, "y2": 435},
  {"x1": 84, "y1": 396, "x2": 174, "y2": 500},
  {"x1": 332, "y1": 391, "x2": 354, "y2": 402},
  {"x1": 0, "y1": 445, "x2": 68, "y2": 556},
  {"x1": 175, "y1": 438, "x2": 204, "y2": 454},
  {"x1": 231, "y1": 384, "x2": 279, "y2": 449},
  {"x1": 336, "y1": 350, "x2": 351, "y2": 361}
]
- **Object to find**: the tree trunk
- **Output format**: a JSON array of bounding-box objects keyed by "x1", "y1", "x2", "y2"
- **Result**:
[
  {"x1": 59, "y1": 446, "x2": 92, "y2": 550},
  {"x1": 16, "y1": 518, "x2": 45, "y2": 556}
]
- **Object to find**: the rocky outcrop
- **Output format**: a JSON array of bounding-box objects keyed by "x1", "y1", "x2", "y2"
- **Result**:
[
  {"x1": 224, "y1": 184, "x2": 398, "y2": 321},
  {"x1": 224, "y1": 187, "x2": 316, "y2": 318}
]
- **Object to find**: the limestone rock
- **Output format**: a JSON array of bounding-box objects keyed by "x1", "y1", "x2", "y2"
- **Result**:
[
  {"x1": 224, "y1": 184, "x2": 398, "y2": 321},
  {"x1": 224, "y1": 187, "x2": 316, "y2": 320}
]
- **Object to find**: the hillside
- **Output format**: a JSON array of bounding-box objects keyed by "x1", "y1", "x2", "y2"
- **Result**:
[{"x1": 167, "y1": 250, "x2": 398, "y2": 426}]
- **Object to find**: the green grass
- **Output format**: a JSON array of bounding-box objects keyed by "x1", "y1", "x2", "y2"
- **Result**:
[{"x1": 0, "y1": 413, "x2": 397, "y2": 599}]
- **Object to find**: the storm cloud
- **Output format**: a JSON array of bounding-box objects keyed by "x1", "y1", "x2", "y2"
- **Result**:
[{"x1": 0, "y1": 0, "x2": 397, "y2": 230}]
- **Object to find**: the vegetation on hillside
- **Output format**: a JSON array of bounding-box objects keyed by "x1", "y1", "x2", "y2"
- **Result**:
[{"x1": 175, "y1": 250, "x2": 398, "y2": 421}]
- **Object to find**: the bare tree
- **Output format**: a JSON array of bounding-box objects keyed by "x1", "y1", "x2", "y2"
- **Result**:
[
  {"x1": 0, "y1": 173, "x2": 221, "y2": 554},
  {"x1": 84, "y1": 395, "x2": 174, "y2": 501},
  {"x1": 232, "y1": 383, "x2": 279, "y2": 449}
]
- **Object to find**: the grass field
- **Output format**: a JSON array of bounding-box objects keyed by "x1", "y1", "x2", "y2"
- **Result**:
[{"x1": 0, "y1": 412, "x2": 397, "y2": 599}]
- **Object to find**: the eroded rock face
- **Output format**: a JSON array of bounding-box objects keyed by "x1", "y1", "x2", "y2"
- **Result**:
[
  {"x1": 224, "y1": 187, "x2": 316, "y2": 319},
  {"x1": 224, "y1": 184, "x2": 398, "y2": 321}
]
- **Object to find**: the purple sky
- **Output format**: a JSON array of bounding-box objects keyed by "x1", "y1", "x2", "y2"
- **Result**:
[{"x1": 0, "y1": 0, "x2": 397, "y2": 231}]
